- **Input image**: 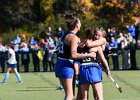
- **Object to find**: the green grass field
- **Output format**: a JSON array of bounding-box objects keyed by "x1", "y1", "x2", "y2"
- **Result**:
[
  {"x1": 0, "y1": 71, "x2": 140, "y2": 100},
  {"x1": 0, "y1": 50, "x2": 140, "y2": 100}
]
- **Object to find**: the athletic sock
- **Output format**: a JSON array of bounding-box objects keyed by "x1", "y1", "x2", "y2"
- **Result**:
[
  {"x1": 3, "y1": 73, "x2": 10, "y2": 82},
  {"x1": 15, "y1": 72, "x2": 22, "y2": 82}
]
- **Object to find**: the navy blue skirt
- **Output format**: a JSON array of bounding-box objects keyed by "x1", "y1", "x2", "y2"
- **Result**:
[{"x1": 7, "y1": 63, "x2": 18, "y2": 68}]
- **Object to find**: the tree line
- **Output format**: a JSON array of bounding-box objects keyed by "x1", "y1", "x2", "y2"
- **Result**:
[{"x1": 0, "y1": 0, "x2": 140, "y2": 35}]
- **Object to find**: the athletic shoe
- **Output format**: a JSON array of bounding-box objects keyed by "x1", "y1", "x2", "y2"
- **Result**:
[
  {"x1": 56, "y1": 86, "x2": 63, "y2": 90},
  {"x1": 17, "y1": 81, "x2": 23, "y2": 84},
  {"x1": 1, "y1": 81, "x2": 6, "y2": 84},
  {"x1": 56, "y1": 86, "x2": 64, "y2": 92}
]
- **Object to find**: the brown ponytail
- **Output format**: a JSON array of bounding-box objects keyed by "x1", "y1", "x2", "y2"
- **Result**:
[{"x1": 65, "y1": 13, "x2": 78, "y2": 31}]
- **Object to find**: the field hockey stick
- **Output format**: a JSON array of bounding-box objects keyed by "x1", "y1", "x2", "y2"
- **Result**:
[
  {"x1": 109, "y1": 76, "x2": 122, "y2": 93},
  {"x1": 100, "y1": 64, "x2": 122, "y2": 93}
]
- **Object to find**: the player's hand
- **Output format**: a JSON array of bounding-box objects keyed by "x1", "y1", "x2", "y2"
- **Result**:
[
  {"x1": 79, "y1": 41, "x2": 85, "y2": 48},
  {"x1": 88, "y1": 52, "x2": 96, "y2": 58},
  {"x1": 108, "y1": 47, "x2": 112, "y2": 50},
  {"x1": 107, "y1": 70, "x2": 112, "y2": 79}
]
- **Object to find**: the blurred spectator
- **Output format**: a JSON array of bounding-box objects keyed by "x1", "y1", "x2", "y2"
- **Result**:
[
  {"x1": 38, "y1": 38, "x2": 46, "y2": 48},
  {"x1": 29, "y1": 37, "x2": 40, "y2": 72},
  {"x1": 104, "y1": 42, "x2": 111, "y2": 65},
  {"x1": 111, "y1": 27, "x2": 117, "y2": 39},
  {"x1": 14, "y1": 43, "x2": 20, "y2": 72},
  {"x1": 46, "y1": 33, "x2": 56, "y2": 72},
  {"x1": 127, "y1": 25, "x2": 136, "y2": 39},
  {"x1": 134, "y1": 22, "x2": 140, "y2": 45},
  {"x1": 42, "y1": 39, "x2": 49, "y2": 72},
  {"x1": 13, "y1": 34, "x2": 21, "y2": 45},
  {"x1": 106, "y1": 28, "x2": 111, "y2": 42},
  {"x1": 127, "y1": 33, "x2": 133, "y2": 43},
  {"x1": 19, "y1": 40, "x2": 30, "y2": 72},
  {"x1": 109, "y1": 37, "x2": 119, "y2": 70},
  {"x1": 117, "y1": 33, "x2": 124, "y2": 44},
  {"x1": 107, "y1": 27, "x2": 117, "y2": 42},
  {"x1": 29, "y1": 37, "x2": 37, "y2": 45},
  {"x1": 120, "y1": 37, "x2": 130, "y2": 70},
  {"x1": 56, "y1": 27, "x2": 64, "y2": 51},
  {"x1": 129, "y1": 39, "x2": 138, "y2": 70},
  {"x1": 57, "y1": 27, "x2": 64, "y2": 38},
  {"x1": 37, "y1": 38, "x2": 48, "y2": 72},
  {"x1": 0, "y1": 43, "x2": 7, "y2": 73},
  {"x1": 48, "y1": 26, "x2": 52, "y2": 35},
  {"x1": 117, "y1": 33, "x2": 125, "y2": 49},
  {"x1": 31, "y1": 45, "x2": 40, "y2": 72}
]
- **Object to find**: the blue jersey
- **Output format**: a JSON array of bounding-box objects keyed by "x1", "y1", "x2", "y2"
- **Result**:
[
  {"x1": 55, "y1": 31, "x2": 75, "y2": 79},
  {"x1": 79, "y1": 45, "x2": 102, "y2": 84}
]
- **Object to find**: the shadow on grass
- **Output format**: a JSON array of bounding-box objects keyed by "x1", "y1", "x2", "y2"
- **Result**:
[
  {"x1": 26, "y1": 86, "x2": 56, "y2": 89},
  {"x1": 17, "y1": 88, "x2": 64, "y2": 92},
  {"x1": 17, "y1": 86, "x2": 64, "y2": 92},
  {"x1": 17, "y1": 89, "x2": 55, "y2": 92}
]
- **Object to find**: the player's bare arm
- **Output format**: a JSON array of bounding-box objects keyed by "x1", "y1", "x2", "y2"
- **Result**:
[
  {"x1": 97, "y1": 46, "x2": 111, "y2": 78},
  {"x1": 68, "y1": 34, "x2": 96, "y2": 59},
  {"x1": 86, "y1": 38, "x2": 106, "y2": 48}
]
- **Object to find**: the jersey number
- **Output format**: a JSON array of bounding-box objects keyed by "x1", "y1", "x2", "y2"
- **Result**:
[
  {"x1": 82, "y1": 52, "x2": 91, "y2": 62},
  {"x1": 58, "y1": 41, "x2": 64, "y2": 54}
]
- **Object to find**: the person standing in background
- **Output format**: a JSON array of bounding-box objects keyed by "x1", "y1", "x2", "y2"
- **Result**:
[
  {"x1": 127, "y1": 25, "x2": 136, "y2": 39},
  {"x1": 29, "y1": 37, "x2": 37, "y2": 46},
  {"x1": 12, "y1": 34, "x2": 21, "y2": 72},
  {"x1": 20, "y1": 40, "x2": 30, "y2": 72},
  {"x1": 129, "y1": 39, "x2": 138, "y2": 70},
  {"x1": 104, "y1": 42, "x2": 111, "y2": 65},
  {"x1": 48, "y1": 26, "x2": 53, "y2": 35},
  {"x1": 0, "y1": 43, "x2": 7, "y2": 73},
  {"x1": 57, "y1": 27, "x2": 64, "y2": 39},
  {"x1": 109, "y1": 37, "x2": 119, "y2": 70},
  {"x1": 29, "y1": 37, "x2": 40, "y2": 72},
  {"x1": 134, "y1": 22, "x2": 140, "y2": 45},
  {"x1": 120, "y1": 37, "x2": 130, "y2": 70},
  {"x1": 33, "y1": 46, "x2": 40, "y2": 72},
  {"x1": 13, "y1": 34, "x2": 21, "y2": 45},
  {"x1": 37, "y1": 38, "x2": 47, "y2": 72},
  {"x1": 46, "y1": 33, "x2": 56, "y2": 72},
  {"x1": 107, "y1": 27, "x2": 117, "y2": 42}
]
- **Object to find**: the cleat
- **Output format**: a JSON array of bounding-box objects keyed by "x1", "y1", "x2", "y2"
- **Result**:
[
  {"x1": 17, "y1": 81, "x2": 23, "y2": 84},
  {"x1": 1, "y1": 81, "x2": 6, "y2": 84},
  {"x1": 56, "y1": 86, "x2": 63, "y2": 90}
]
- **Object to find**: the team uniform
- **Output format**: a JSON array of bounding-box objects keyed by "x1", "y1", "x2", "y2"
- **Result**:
[
  {"x1": 7, "y1": 48, "x2": 18, "y2": 68},
  {"x1": 79, "y1": 46, "x2": 102, "y2": 85},
  {"x1": 2, "y1": 47, "x2": 22, "y2": 84},
  {"x1": 55, "y1": 32, "x2": 74, "y2": 79}
]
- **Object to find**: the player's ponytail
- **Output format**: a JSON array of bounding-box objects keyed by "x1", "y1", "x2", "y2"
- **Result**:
[{"x1": 65, "y1": 13, "x2": 78, "y2": 31}]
